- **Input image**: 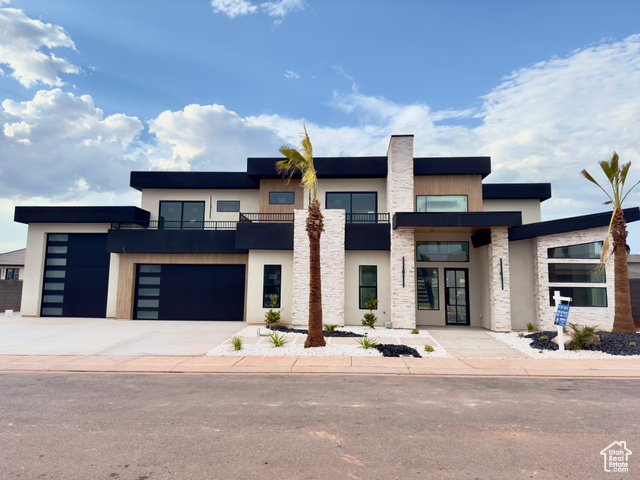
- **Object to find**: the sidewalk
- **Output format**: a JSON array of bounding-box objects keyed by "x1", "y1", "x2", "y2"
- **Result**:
[{"x1": 1, "y1": 354, "x2": 639, "y2": 377}]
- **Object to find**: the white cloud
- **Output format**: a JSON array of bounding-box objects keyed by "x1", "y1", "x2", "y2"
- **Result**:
[
  {"x1": 211, "y1": 0, "x2": 304, "y2": 21},
  {"x1": 0, "y1": 89, "x2": 144, "y2": 197},
  {"x1": 284, "y1": 70, "x2": 300, "y2": 79},
  {"x1": 0, "y1": 3, "x2": 79, "y2": 87},
  {"x1": 210, "y1": 0, "x2": 257, "y2": 18}
]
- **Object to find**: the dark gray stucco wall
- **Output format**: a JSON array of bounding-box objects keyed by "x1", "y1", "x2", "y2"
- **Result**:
[{"x1": 0, "y1": 280, "x2": 23, "y2": 312}]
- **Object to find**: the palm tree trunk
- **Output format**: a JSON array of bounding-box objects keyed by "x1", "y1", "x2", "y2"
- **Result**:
[
  {"x1": 305, "y1": 198, "x2": 326, "y2": 348},
  {"x1": 611, "y1": 208, "x2": 636, "y2": 333}
]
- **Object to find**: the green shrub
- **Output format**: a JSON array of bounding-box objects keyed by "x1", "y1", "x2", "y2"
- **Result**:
[
  {"x1": 424, "y1": 344, "x2": 434, "y2": 353},
  {"x1": 411, "y1": 328, "x2": 419, "y2": 335},
  {"x1": 267, "y1": 331, "x2": 288, "y2": 347},
  {"x1": 231, "y1": 336, "x2": 242, "y2": 351},
  {"x1": 361, "y1": 298, "x2": 378, "y2": 328},
  {"x1": 323, "y1": 324, "x2": 338, "y2": 333},
  {"x1": 518, "y1": 332, "x2": 525, "y2": 338},
  {"x1": 568, "y1": 323, "x2": 600, "y2": 350},
  {"x1": 264, "y1": 294, "x2": 281, "y2": 327},
  {"x1": 539, "y1": 335, "x2": 548, "y2": 341},
  {"x1": 527, "y1": 322, "x2": 535, "y2": 332},
  {"x1": 630, "y1": 341, "x2": 637, "y2": 347},
  {"x1": 357, "y1": 334, "x2": 378, "y2": 349}
]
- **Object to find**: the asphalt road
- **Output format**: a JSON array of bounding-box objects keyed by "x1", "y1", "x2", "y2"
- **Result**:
[{"x1": 0, "y1": 373, "x2": 638, "y2": 479}]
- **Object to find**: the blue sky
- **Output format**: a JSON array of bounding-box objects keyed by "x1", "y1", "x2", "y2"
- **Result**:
[{"x1": 1, "y1": 0, "x2": 640, "y2": 252}]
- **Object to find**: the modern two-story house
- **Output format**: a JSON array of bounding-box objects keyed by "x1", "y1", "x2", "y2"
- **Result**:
[{"x1": 14, "y1": 135, "x2": 640, "y2": 331}]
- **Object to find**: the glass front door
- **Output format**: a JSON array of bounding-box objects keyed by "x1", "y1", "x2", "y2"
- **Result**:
[{"x1": 445, "y1": 268, "x2": 470, "y2": 325}]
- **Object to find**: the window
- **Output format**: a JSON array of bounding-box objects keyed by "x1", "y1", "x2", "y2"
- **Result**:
[
  {"x1": 549, "y1": 287, "x2": 608, "y2": 307},
  {"x1": 417, "y1": 267, "x2": 438, "y2": 310},
  {"x1": 548, "y1": 264, "x2": 605, "y2": 283},
  {"x1": 5, "y1": 268, "x2": 19, "y2": 280},
  {"x1": 269, "y1": 192, "x2": 294, "y2": 204},
  {"x1": 548, "y1": 241, "x2": 602, "y2": 259},
  {"x1": 263, "y1": 265, "x2": 281, "y2": 308},
  {"x1": 326, "y1": 192, "x2": 377, "y2": 223},
  {"x1": 159, "y1": 201, "x2": 205, "y2": 230},
  {"x1": 416, "y1": 242, "x2": 469, "y2": 262},
  {"x1": 359, "y1": 265, "x2": 377, "y2": 309},
  {"x1": 417, "y1": 195, "x2": 468, "y2": 213},
  {"x1": 217, "y1": 200, "x2": 240, "y2": 212}
]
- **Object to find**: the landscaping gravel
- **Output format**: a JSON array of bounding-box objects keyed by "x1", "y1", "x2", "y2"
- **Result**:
[
  {"x1": 206, "y1": 325, "x2": 449, "y2": 357},
  {"x1": 489, "y1": 330, "x2": 640, "y2": 359},
  {"x1": 376, "y1": 344, "x2": 422, "y2": 358}
]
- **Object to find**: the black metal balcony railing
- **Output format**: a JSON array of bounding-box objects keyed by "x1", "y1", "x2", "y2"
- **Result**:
[
  {"x1": 239, "y1": 213, "x2": 294, "y2": 223},
  {"x1": 111, "y1": 220, "x2": 238, "y2": 230},
  {"x1": 345, "y1": 213, "x2": 390, "y2": 224},
  {"x1": 111, "y1": 212, "x2": 390, "y2": 230}
]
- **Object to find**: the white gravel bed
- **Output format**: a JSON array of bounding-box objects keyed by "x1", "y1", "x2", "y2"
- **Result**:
[
  {"x1": 206, "y1": 325, "x2": 450, "y2": 357},
  {"x1": 489, "y1": 331, "x2": 640, "y2": 359}
]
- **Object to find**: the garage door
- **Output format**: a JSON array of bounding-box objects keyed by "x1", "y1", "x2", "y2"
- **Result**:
[
  {"x1": 134, "y1": 264, "x2": 245, "y2": 321},
  {"x1": 41, "y1": 233, "x2": 110, "y2": 318}
]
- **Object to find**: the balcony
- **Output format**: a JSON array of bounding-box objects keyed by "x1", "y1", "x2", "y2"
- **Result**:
[
  {"x1": 345, "y1": 214, "x2": 390, "y2": 250},
  {"x1": 236, "y1": 213, "x2": 294, "y2": 250}
]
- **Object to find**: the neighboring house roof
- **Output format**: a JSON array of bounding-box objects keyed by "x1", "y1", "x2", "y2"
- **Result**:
[{"x1": 0, "y1": 248, "x2": 25, "y2": 266}]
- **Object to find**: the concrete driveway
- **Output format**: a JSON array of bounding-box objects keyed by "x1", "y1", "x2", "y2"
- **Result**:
[{"x1": 0, "y1": 313, "x2": 244, "y2": 356}]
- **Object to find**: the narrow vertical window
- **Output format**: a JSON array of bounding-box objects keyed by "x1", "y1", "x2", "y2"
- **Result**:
[
  {"x1": 359, "y1": 265, "x2": 377, "y2": 309},
  {"x1": 263, "y1": 265, "x2": 282, "y2": 307},
  {"x1": 417, "y1": 267, "x2": 439, "y2": 310}
]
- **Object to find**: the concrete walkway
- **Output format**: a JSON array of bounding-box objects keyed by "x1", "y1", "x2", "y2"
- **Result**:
[{"x1": 1, "y1": 314, "x2": 639, "y2": 377}]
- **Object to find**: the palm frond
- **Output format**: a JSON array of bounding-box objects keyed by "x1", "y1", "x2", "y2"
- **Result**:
[
  {"x1": 277, "y1": 124, "x2": 318, "y2": 199},
  {"x1": 581, "y1": 168, "x2": 614, "y2": 203}
]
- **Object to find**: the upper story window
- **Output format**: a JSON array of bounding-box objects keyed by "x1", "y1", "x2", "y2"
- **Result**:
[
  {"x1": 417, "y1": 195, "x2": 468, "y2": 213},
  {"x1": 269, "y1": 192, "x2": 295, "y2": 204},
  {"x1": 417, "y1": 241, "x2": 469, "y2": 262},
  {"x1": 326, "y1": 192, "x2": 377, "y2": 223},
  {"x1": 159, "y1": 201, "x2": 205, "y2": 230},
  {"x1": 547, "y1": 241, "x2": 602, "y2": 259},
  {"x1": 5, "y1": 268, "x2": 19, "y2": 280},
  {"x1": 217, "y1": 200, "x2": 240, "y2": 212}
]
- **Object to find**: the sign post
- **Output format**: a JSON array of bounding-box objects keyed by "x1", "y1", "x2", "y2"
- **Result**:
[{"x1": 553, "y1": 290, "x2": 572, "y2": 352}]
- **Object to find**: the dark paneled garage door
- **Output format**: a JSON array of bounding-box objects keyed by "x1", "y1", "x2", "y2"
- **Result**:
[
  {"x1": 41, "y1": 233, "x2": 110, "y2": 318},
  {"x1": 134, "y1": 264, "x2": 245, "y2": 321}
]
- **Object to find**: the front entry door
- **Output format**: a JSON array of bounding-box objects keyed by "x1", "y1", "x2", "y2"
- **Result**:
[{"x1": 445, "y1": 268, "x2": 470, "y2": 325}]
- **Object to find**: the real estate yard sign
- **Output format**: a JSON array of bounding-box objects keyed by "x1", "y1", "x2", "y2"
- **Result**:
[{"x1": 552, "y1": 291, "x2": 572, "y2": 352}]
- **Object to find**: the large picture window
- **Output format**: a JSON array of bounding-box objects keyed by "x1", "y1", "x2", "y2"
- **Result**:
[
  {"x1": 548, "y1": 287, "x2": 608, "y2": 307},
  {"x1": 548, "y1": 264, "x2": 605, "y2": 283},
  {"x1": 416, "y1": 241, "x2": 469, "y2": 262},
  {"x1": 417, "y1": 267, "x2": 438, "y2": 310},
  {"x1": 359, "y1": 265, "x2": 377, "y2": 309},
  {"x1": 326, "y1": 192, "x2": 377, "y2": 223},
  {"x1": 263, "y1": 265, "x2": 282, "y2": 308},
  {"x1": 416, "y1": 195, "x2": 468, "y2": 213},
  {"x1": 159, "y1": 201, "x2": 205, "y2": 230},
  {"x1": 547, "y1": 241, "x2": 603, "y2": 259}
]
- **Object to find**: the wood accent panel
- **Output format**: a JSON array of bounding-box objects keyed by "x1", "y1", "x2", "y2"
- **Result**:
[
  {"x1": 115, "y1": 253, "x2": 248, "y2": 320},
  {"x1": 413, "y1": 175, "x2": 483, "y2": 212},
  {"x1": 259, "y1": 178, "x2": 304, "y2": 214}
]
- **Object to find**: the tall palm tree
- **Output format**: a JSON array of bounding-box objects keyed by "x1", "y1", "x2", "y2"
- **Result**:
[
  {"x1": 277, "y1": 125, "x2": 326, "y2": 347},
  {"x1": 581, "y1": 152, "x2": 640, "y2": 333}
]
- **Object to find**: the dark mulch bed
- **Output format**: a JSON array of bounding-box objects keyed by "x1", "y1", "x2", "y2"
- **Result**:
[
  {"x1": 267, "y1": 325, "x2": 362, "y2": 338},
  {"x1": 527, "y1": 331, "x2": 640, "y2": 356},
  {"x1": 376, "y1": 344, "x2": 422, "y2": 358}
]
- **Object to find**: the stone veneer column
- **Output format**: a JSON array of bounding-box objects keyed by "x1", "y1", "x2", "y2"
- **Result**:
[
  {"x1": 292, "y1": 208, "x2": 345, "y2": 326},
  {"x1": 487, "y1": 228, "x2": 512, "y2": 331},
  {"x1": 387, "y1": 135, "x2": 416, "y2": 329}
]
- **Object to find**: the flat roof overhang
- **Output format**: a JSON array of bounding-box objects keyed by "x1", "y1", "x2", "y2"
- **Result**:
[
  {"x1": 393, "y1": 211, "x2": 522, "y2": 231},
  {"x1": 508, "y1": 207, "x2": 640, "y2": 241},
  {"x1": 247, "y1": 156, "x2": 388, "y2": 181},
  {"x1": 482, "y1": 183, "x2": 552, "y2": 202},
  {"x1": 130, "y1": 171, "x2": 258, "y2": 190},
  {"x1": 14, "y1": 206, "x2": 150, "y2": 225}
]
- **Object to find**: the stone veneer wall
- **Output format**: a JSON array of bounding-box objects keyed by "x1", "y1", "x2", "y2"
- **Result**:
[
  {"x1": 387, "y1": 135, "x2": 416, "y2": 329},
  {"x1": 533, "y1": 226, "x2": 614, "y2": 330},
  {"x1": 292, "y1": 208, "x2": 345, "y2": 326},
  {"x1": 487, "y1": 228, "x2": 512, "y2": 331}
]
